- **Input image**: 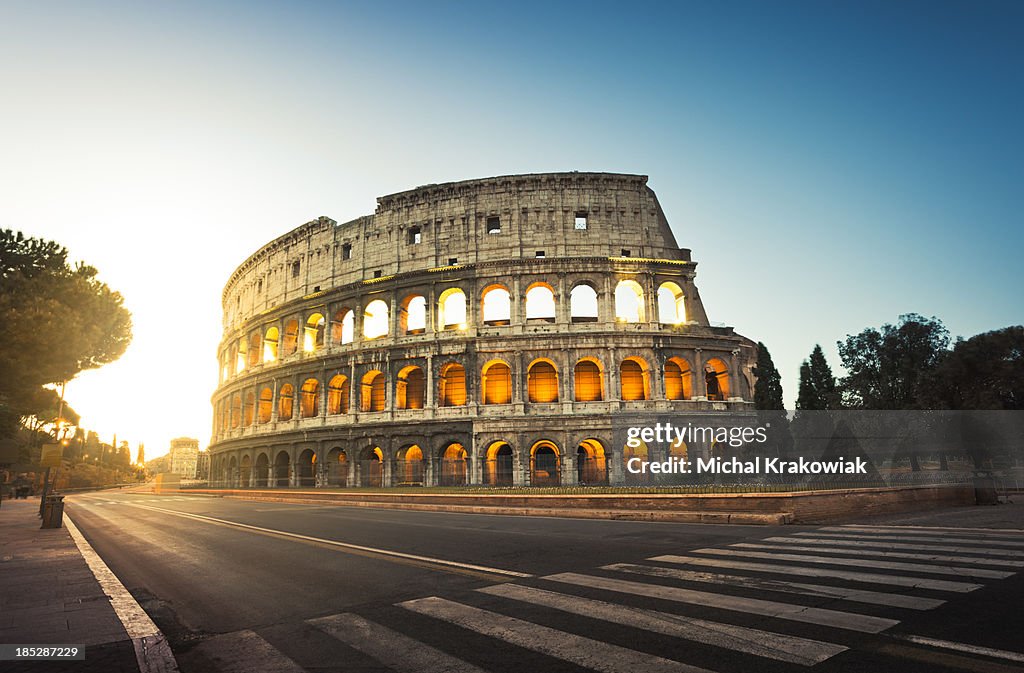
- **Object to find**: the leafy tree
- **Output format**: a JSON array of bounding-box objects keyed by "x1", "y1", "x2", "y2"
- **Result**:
[
  {"x1": 0, "y1": 229, "x2": 132, "y2": 437},
  {"x1": 920, "y1": 326, "x2": 1024, "y2": 410},
  {"x1": 796, "y1": 345, "x2": 841, "y2": 411},
  {"x1": 836, "y1": 314, "x2": 949, "y2": 409}
]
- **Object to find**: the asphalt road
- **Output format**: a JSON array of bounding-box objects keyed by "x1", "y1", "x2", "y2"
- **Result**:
[{"x1": 65, "y1": 491, "x2": 1024, "y2": 673}]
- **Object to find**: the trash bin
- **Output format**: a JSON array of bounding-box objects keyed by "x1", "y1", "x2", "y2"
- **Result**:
[{"x1": 41, "y1": 495, "x2": 65, "y2": 529}]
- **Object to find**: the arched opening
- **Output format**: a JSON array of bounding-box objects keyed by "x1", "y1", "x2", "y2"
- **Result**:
[
  {"x1": 220, "y1": 353, "x2": 229, "y2": 382},
  {"x1": 527, "y1": 359, "x2": 559, "y2": 403},
  {"x1": 624, "y1": 440, "x2": 649, "y2": 485},
  {"x1": 530, "y1": 441, "x2": 560, "y2": 486},
  {"x1": 705, "y1": 357, "x2": 731, "y2": 401},
  {"x1": 400, "y1": 295, "x2": 427, "y2": 334},
  {"x1": 620, "y1": 357, "x2": 650, "y2": 401},
  {"x1": 363, "y1": 299, "x2": 389, "y2": 339},
  {"x1": 300, "y1": 378, "x2": 320, "y2": 418},
  {"x1": 665, "y1": 357, "x2": 694, "y2": 400},
  {"x1": 481, "y1": 285, "x2": 511, "y2": 325},
  {"x1": 327, "y1": 374, "x2": 350, "y2": 414},
  {"x1": 439, "y1": 443, "x2": 467, "y2": 486},
  {"x1": 278, "y1": 384, "x2": 294, "y2": 421},
  {"x1": 243, "y1": 391, "x2": 255, "y2": 427},
  {"x1": 577, "y1": 439, "x2": 608, "y2": 485},
  {"x1": 615, "y1": 280, "x2": 645, "y2": 323},
  {"x1": 332, "y1": 309, "x2": 354, "y2": 345},
  {"x1": 397, "y1": 445, "x2": 424, "y2": 485},
  {"x1": 255, "y1": 452, "x2": 269, "y2": 487},
  {"x1": 396, "y1": 366, "x2": 425, "y2": 409},
  {"x1": 361, "y1": 371, "x2": 386, "y2": 412},
  {"x1": 359, "y1": 446, "x2": 383, "y2": 487},
  {"x1": 236, "y1": 339, "x2": 247, "y2": 374},
  {"x1": 573, "y1": 359, "x2": 604, "y2": 401},
  {"x1": 264, "y1": 326, "x2": 279, "y2": 362},
  {"x1": 228, "y1": 455, "x2": 238, "y2": 487},
  {"x1": 248, "y1": 332, "x2": 262, "y2": 367},
  {"x1": 297, "y1": 449, "x2": 315, "y2": 487},
  {"x1": 484, "y1": 441, "x2": 514, "y2": 486},
  {"x1": 657, "y1": 282, "x2": 686, "y2": 324},
  {"x1": 240, "y1": 455, "x2": 252, "y2": 488},
  {"x1": 273, "y1": 451, "x2": 290, "y2": 487},
  {"x1": 258, "y1": 387, "x2": 273, "y2": 423},
  {"x1": 304, "y1": 313, "x2": 326, "y2": 352},
  {"x1": 525, "y1": 283, "x2": 556, "y2": 322},
  {"x1": 482, "y1": 360, "x2": 512, "y2": 404},
  {"x1": 670, "y1": 437, "x2": 688, "y2": 461},
  {"x1": 439, "y1": 363, "x2": 467, "y2": 406},
  {"x1": 230, "y1": 394, "x2": 241, "y2": 429},
  {"x1": 326, "y1": 447, "x2": 348, "y2": 487},
  {"x1": 570, "y1": 284, "x2": 599, "y2": 322},
  {"x1": 438, "y1": 288, "x2": 467, "y2": 330},
  {"x1": 282, "y1": 320, "x2": 300, "y2": 357}
]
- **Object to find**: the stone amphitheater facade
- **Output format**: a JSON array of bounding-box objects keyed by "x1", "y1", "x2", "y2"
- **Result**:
[{"x1": 209, "y1": 172, "x2": 759, "y2": 489}]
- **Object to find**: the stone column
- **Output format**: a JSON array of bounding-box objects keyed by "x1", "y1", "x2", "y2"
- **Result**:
[{"x1": 693, "y1": 348, "x2": 707, "y2": 399}]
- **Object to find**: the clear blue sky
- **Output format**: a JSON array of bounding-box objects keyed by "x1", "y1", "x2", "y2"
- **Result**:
[{"x1": 1, "y1": 1, "x2": 1021, "y2": 454}]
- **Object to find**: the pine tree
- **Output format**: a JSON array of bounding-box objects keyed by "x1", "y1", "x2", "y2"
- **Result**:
[
  {"x1": 808, "y1": 345, "x2": 840, "y2": 409},
  {"x1": 752, "y1": 342, "x2": 784, "y2": 410},
  {"x1": 796, "y1": 361, "x2": 820, "y2": 410},
  {"x1": 136, "y1": 443, "x2": 145, "y2": 465}
]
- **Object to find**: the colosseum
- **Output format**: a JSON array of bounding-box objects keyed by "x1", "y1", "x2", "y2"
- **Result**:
[{"x1": 209, "y1": 172, "x2": 760, "y2": 489}]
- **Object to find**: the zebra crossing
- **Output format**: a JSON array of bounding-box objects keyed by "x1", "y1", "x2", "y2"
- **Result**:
[{"x1": 182, "y1": 523, "x2": 1024, "y2": 673}]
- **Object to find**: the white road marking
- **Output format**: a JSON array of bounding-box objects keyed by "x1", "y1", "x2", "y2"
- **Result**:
[
  {"x1": 478, "y1": 583, "x2": 847, "y2": 665},
  {"x1": 401, "y1": 596, "x2": 714, "y2": 673},
  {"x1": 120, "y1": 501, "x2": 532, "y2": 578},
  {"x1": 794, "y1": 531, "x2": 1024, "y2": 549},
  {"x1": 190, "y1": 630, "x2": 304, "y2": 673},
  {"x1": 693, "y1": 548, "x2": 1014, "y2": 579},
  {"x1": 542, "y1": 572, "x2": 898, "y2": 633},
  {"x1": 310, "y1": 613, "x2": 488, "y2": 673},
  {"x1": 604, "y1": 563, "x2": 944, "y2": 610},
  {"x1": 650, "y1": 555, "x2": 982, "y2": 592},
  {"x1": 834, "y1": 525, "x2": 1024, "y2": 537},
  {"x1": 894, "y1": 635, "x2": 1024, "y2": 664},
  {"x1": 732, "y1": 542, "x2": 1024, "y2": 567},
  {"x1": 762, "y1": 536, "x2": 1024, "y2": 558},
  {"x1": 64, "y1": 514, "x2": 180, "y2": 673}
]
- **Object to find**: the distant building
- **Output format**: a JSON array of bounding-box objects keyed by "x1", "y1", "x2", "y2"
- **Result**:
[
  {"x1": 168, "y1": 437, "x2": 200, "y2": 478},
  {"x1": 195, "y1": 450, "x2": 210, "y2": 481}
]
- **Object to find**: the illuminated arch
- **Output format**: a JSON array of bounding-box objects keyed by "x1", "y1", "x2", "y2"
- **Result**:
[
  {"x1": 304, "y1": 313, "x2": 325, "y2": 352},
  {"x1": 665, "y1": 357, "x2": 694, "y2": 400},
  {"x1": 397, "y1": 444, "x2": 424, "y2": 485},
  {"x1": 363, "y1": 300, "x2": 389, "y2": 339},
  {"x1": 623, "y1": 440, "x2": 648, "y2": 485},
  {"x1": 570, "y1": 283, "x2": 599, "y2": 322},
  {"x1": 297, "y1": 449, "x2": 316, "y2": 487},
  {"x1": 240, "y1": 454, "x2": 252, "y2": 488},
  {"x1": 243, "y1": 391, "x2": 255, "y2": 427},
  {"x1": 257, "y1": 387, "x2": 273, "y2": 423},
  {"x1": 282, "y1": 320, "x2": 299, "y2": 357},
  {"x1": 481, "y1": 285, "x2": 511, "y2": 325},
  {"x1": 438, "y1": 288, "x2": 467, "y2": 330},
  {"x1": 327, "y1": 374, "x2": 350, "y2": 415},
  {"x1": 358, "y1": 446, "x2": 384, "y2": 487},
  {"x1": 573, "y1": 358, "x2": 604, "y2": 402},
  {"x1": 300, "y1": 378, "x2": 320, "y2": 418},
  {"x1": 577, "y1": 438, "x2": 608, "y2": 485},
  {"x1": 530, "y1": 440, "x2": 560, "y2": 486},
  {"x1": 525, "y1": 283, "x2": 556, "y2": 322},
  {"x1": 439, "y1": 362, "x2": 467, "y2": 406},
  {"x1": 248, "y1": 332, "x2": 262, "y2": 367},
  {"x1": 704, "y1": 357, "x2": 731, "y2": 400},
  {"x1": 264, "y1": 326, "x2": 279, "y2": 362},
  {"x1": 230, "y1": 393, "x2": 241, "y2": 428},
  {"x1": 657, "y1": 282, "x2": 686, "y2": 324},
  {"x1": 396, "y1": 365, "x2": 426, "y2": 409},
  {"x1": 482, "y1": 360, "x2": 512, "y2": 405},
  {"x1": 278, "y1": 384, "x2": 294, "y2": 421},
  {"x1": 614, "y1": 280, "x2": 645, "y2": 323},
  {"x1": 273, "y1": 450, "x2": 290, "y2": 487},
  {"x1": 326, "y1": 447, "x2": 349, "y2": 487},
  {"x1": 332, "y1": 308, "x2": 354, "y2": 345},
  {"x1": 235, "y1": 339, "x2": 247, "y2": 374},
  {"x1": 399, "y1": 295, "x2": 427, "y2": 334},
  {"x1": 439, "y1": 443, "x2": 468, "y2": 486},
  {"x1": 484, "y1": 441, "x2": 514, "y2": 486},
  {"x1": 620, "y1": 357, "x2": 650, "y2": 401},
  {"x1": 361, "y1": 371, "x2": 386, "y2": 412},
  {"x1": 528, "y1": 359, "x2": 559, "y2": 403}
]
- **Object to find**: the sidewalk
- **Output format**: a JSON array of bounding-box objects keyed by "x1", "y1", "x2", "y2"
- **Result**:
[{"x1": 0, "y1": 498, "x2": 139, "y2": 672}]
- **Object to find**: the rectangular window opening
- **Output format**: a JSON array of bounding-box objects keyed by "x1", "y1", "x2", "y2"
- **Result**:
[
  {"x1": 535, "y1": 251, "x2": 545, "y2": 258},
  {"x1": 342, "y1": 243, "x2": 352, "y2": 260},
  {"x1": 486, "y1": 216, "x2": 501, "y2": 234},
  {"x1": 408, "y1": 226, "x2": 422, "y2": 244},
  {"x1": 448, "y1": 257, "x2": 458, "y2": 265},
  {"x1": 373, "y1": 270, "x2": 382, "y2": 278},
  {"x1": 620, "y1": 249, "x2": 631, "y2": 257},
  {"x1": 291, "y1": 261, "x2": 301, "y2": 278},
  {"x1": 575, "y1": 212, "x2": 588, "y2": 230}
]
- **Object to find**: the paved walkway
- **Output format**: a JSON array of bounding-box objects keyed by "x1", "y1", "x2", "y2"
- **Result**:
[{"x1": 0, "y1": 498, "x2": 140, "y2": 672}]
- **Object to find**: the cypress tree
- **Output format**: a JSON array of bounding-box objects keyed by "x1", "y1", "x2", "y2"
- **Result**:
[
  {"x1": 752, "y1": 342, "x2": 785, "y2": 410},
  {"x1": 796, "y1": 361, "x2": 820, "y2": 410},
  {"x1": 808, "y1": 345, "x2": 840, "y2": 409}
]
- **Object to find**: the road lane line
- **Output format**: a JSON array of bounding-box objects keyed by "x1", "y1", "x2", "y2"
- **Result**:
[
  {"x1": 834, "y1": 525, "x2": 1024, "y2": 537},
  {"x1": 732, "y1": 543, "x2": 1024, "y2": 567},
  {"x1": 400, "y1": 596, "x2": 715, "y2": 673},
  {"x1": 477, "y1": 583, "x2": 847, "y2": 665},
  {"x1": 189, "y1": 630, "x2": 304, "y2": 673},
  {"x1": 693, "y1": 548, "x2": 1014, "y2": 579},
  {"x1": 650, "y1": 555, "x2": 982, "y2": 592},
  {"x1": 309, "y1": 613, "x2": 488, "y2": 673},
  {"x1": 761, "y1": 536, "x2": 1024, "y2": 558},
  {"x1": 894, "y1": 635, "x2": 1024, "y2": 664},
  {"x1": 64, "y1": 514, "x2": 180, "y2": 673},
  {"x1": 121, "y1": 501, "x2": 532, "y2": 579},
  {"x1": 793, "y1": 532, "x2": 1024, "y2": 548},
  {"x1": 604, "y1": 563, "x2": 945, "y2": 610},
  {"x1": 541, "y1": 572, "x2": 898, "y2": 633}
]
